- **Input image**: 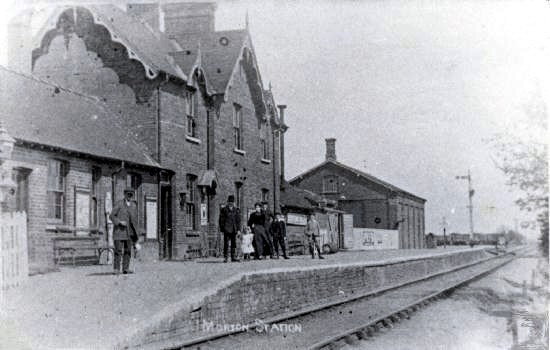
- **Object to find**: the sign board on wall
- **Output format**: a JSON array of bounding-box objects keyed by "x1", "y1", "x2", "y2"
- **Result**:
[
  {"x1": 200, "y1": 203, "x2": 207, "y2": 226},
  {"x1": 75, "y1": 188, "x2": 90, "y2": 236},
  {"x1": 286, "y1": 213, "x2": 307, "y2": 226},
  {"x1": 145, "y1": 198, "x2": 157, "y2": 240},
  {"x1": 352, "y1": 228, "x2": 399, "y2": 250}
]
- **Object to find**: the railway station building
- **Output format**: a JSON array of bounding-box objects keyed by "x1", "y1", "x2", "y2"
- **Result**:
[
  {"x1": 290, "y1": 138, "x2": 426, "y2": 249},
  {"x1": 5, "y1": 2, "x2": 286, "y2": 272}
]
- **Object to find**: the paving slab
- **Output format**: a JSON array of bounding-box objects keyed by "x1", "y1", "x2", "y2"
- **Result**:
[{"x1": 0, "y1": 247, "x2": 479, "y2": 350}]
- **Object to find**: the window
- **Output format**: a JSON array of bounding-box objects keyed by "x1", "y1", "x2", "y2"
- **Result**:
[
  {"x1": 186, "y1": 92, "x2": 197, "y2": 138},
  {"x1": 322, "y1": 175, "x2": 339, "y2": 193},
  {"x1": 185, "y1": 174, "x2": 197, "y2": 229},
  {"x1": 91, "y1": 166, "x2": 101, "y2": 227},
  {"x1": 126, "y1": 173, "x2": 141, "y2": 192},
  {"x1": 187, "y1": 115, "x2": 197, "y2": 138},
  {"x1": 47, "y1": 160, "x2": 67, "y2": 221},
  {"x1": 235, "y1": 181, "x2": 243, "y2": 209},
  {"x1": 186, "y1": 91, "x2": 196, "y2": 117},
  {"x1": 260, "y1": 123, "x2": 269, "y2": 160},
  {"x1": 126, "y1": 172, "x2": 142, "y2": 228},
  {"x1": 261, "y1": 188, "x2": 269, "y2": 203},
  {"x1": 233, "y1": 103, "x2": 243, "y2": 150}
]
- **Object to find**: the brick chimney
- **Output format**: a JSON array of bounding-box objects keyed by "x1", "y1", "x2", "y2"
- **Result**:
[
  {"x1": 325, "y1": 138, "x2": 336, "y2": 161},
  {"x1": 8, "y1": 9, "x2": 33, "y2": 74},
  {"x1": 128, "y1": 2, "x2": 216, "y2": 36}
]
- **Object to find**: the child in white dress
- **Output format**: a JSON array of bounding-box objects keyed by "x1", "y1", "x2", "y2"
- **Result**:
[{"x1": 241, "y1": 227, "x2": 254, "y2": 260}]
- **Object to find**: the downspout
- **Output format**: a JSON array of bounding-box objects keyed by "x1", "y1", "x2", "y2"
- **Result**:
[
  {"x1": 272, "y1": 128, "x2": 277, "y2": 212},
  {"x1": 277, "y1": 105, "x2": 287, "y2": 182}
]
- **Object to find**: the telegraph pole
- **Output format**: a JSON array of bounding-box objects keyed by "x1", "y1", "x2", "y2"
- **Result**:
[
  {"x1": 440, "y1": 216, "x2": 449, "y2": 248},
  {"x1": 456, "y1": 169, "x2": 475, "y2": 240}
]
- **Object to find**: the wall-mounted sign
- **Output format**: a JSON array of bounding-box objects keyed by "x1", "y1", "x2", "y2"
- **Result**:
[
  {"x1": 200, "y1": 203, "x2": 208, "y2": 226},
  {"x1": 75, "y1": 188, "x2": 90, "y2": 236},
  {"x1": 145, "y1": 198, "x2": 157, "y2": 240},
  {"x1": 286, "y1": 213, "x2": 307, "y2": 226},
  {"x1": 352, "y1": 228, "x2": 398, "y2": 250}
]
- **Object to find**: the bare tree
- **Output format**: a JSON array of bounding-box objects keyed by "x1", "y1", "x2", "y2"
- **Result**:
[{"x1": 488, "y1": 96, "x2": 548, "y2": 256}]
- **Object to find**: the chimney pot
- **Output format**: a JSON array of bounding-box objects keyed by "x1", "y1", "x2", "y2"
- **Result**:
[
  {"x1": 325, "y1": 138, "x2": 336, "y2": 161},
  {"x1": 277, "y1": 105, "x2": 287, "y2": 123}
]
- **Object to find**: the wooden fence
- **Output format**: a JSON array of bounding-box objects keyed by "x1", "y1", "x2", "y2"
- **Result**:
[{"x1": 1, "y1": 211, "x2": 28, "y2": 292}]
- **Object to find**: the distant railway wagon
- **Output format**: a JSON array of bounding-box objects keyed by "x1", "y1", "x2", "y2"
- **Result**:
[{"x1": 434, "y1": 233, "x2": 504, "y2": 246}]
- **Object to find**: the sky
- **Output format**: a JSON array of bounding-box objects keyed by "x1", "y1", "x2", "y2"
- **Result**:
[{"x1": 0, "y1": 0, "x2": 548, "y2": 238}]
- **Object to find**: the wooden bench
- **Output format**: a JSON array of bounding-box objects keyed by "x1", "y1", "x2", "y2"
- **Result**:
[{"x1": 53, "y1": 236, "x2": 113, "y2": 266}]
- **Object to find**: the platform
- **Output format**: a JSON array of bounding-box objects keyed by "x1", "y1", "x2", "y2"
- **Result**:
[{"x1": 0, "y1": 247, "x2": 488, "y2": 350}]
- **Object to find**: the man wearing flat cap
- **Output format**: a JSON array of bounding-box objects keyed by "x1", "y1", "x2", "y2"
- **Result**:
[
  {"x1": 218, "y1": 195, "x2": 241, "y2": 262},
  {"x1": 109, "y1": 188, "x2": 139, "y2": 274}
]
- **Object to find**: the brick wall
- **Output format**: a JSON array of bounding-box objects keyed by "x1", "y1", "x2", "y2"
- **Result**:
[
  {"x1": 26, "y1": 6, "x2": 281, "y2": 260},
  {"x1": 214, "y1": 63, "x2": 275, "y2": 227},
  {"x1": 158, "y1": 84, "x2": 209, "y2": 259},
  {"x1": 292, "y1": 163, "x2": 425, "y2": 249},
  {"x1": 10, "y1": 145, "x2": 160, "y2": 274},
  {"x1": 120, "y1": 248, "x2": 489, "y2": 348}
]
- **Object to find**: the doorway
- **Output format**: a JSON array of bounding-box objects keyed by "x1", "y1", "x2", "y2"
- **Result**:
[{"x1": 160, "y1": 184, "x2": 172, "y2": 260}]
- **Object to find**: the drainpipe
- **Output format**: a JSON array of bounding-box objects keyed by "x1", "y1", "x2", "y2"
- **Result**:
[
  {"x1": 277, "y1": 105, "x2": 287, "y2": 182},
  {"x1": 272, "y1": 128, "x2": 277, "y2": 212}
]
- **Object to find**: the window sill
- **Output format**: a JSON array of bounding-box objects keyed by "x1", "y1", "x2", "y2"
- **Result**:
[
  {"x1": 186, "y1": 136, "x2": 201, "y2": 144},
  {"x1": 261, "y1": 158, "x2": 271, "y2": 164},
  {"x1": 233, "y1": 148, "x2": 246, "y2": 156}
]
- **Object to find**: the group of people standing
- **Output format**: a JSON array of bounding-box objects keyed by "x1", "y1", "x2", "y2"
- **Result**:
[
  {"x1": 218, "y1": 195, "x2": 289, "y2": 262},
  {"x1": 218, "y1": 195, "x2": 324, "y2": 262}
]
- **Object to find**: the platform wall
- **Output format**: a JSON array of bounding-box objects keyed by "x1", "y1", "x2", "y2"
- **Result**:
[{"x1": 121, "y1": 249, "x2": 489, "y2": 348}]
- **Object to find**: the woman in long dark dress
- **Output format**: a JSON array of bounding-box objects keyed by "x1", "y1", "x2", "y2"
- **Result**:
[{"x1": 248, "y1": 202, "x2": 269, "y2": 259}]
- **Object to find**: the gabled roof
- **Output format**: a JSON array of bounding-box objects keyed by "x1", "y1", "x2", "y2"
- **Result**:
[
  {"x1": 0, "y1": 66, "x2": 162, "y2": 169},
  {"x1": 290, "y1": 159, "x2": 426, "y2": 202},
  {"x1": 33, "y1": 5, "x2": 186, "y2": 80},
  {"x1": 88, "y1": 5, "x2": 186, "y2": 79},
  {"x1": 171, "y1": 29, "x2": 248, "y2": 94}
]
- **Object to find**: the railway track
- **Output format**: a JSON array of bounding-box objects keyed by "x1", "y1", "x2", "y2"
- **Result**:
[{"x1": 172, "y1": 250, "x2": 522, "y2": 350}]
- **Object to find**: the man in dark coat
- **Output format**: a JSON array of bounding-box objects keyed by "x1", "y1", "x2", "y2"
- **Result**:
[
  {"x1": 109, "y1": 188, "x2": 139, "y2": 274},
  {"x1": 218, "y1": 195, "x2": 241, "y2": 262},
  {"x1": 270, "y1": 212, "x2": 290, "y2": 259}
]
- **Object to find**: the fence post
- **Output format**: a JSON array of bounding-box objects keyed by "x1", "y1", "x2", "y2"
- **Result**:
[{"x1": 0, "y1": 122, "x2": 18, "y2": 305}]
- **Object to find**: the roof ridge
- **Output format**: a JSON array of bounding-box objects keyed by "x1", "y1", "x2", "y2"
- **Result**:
[
  {"x1": 290, "y1": 158, "x2": 425, "y2": 201},
  {"x1": 330, "y1": 159, "x2": 426, "y2": 201},
  {"x1": 0, "y1": 65, "x2": 101, "y2": 104}
]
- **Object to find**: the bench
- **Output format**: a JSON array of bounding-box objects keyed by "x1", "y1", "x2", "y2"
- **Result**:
[{"x1": 53, "y1": 236, "x2": 113, "y2": 266}]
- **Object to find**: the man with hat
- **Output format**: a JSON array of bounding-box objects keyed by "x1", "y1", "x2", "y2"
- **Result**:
[
  {"x1": 218, "y1": 195, "x2": 241, "y2": 262},
  {"x1": 109, "y1": 188, "x2": 139, "y2": 274}
]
